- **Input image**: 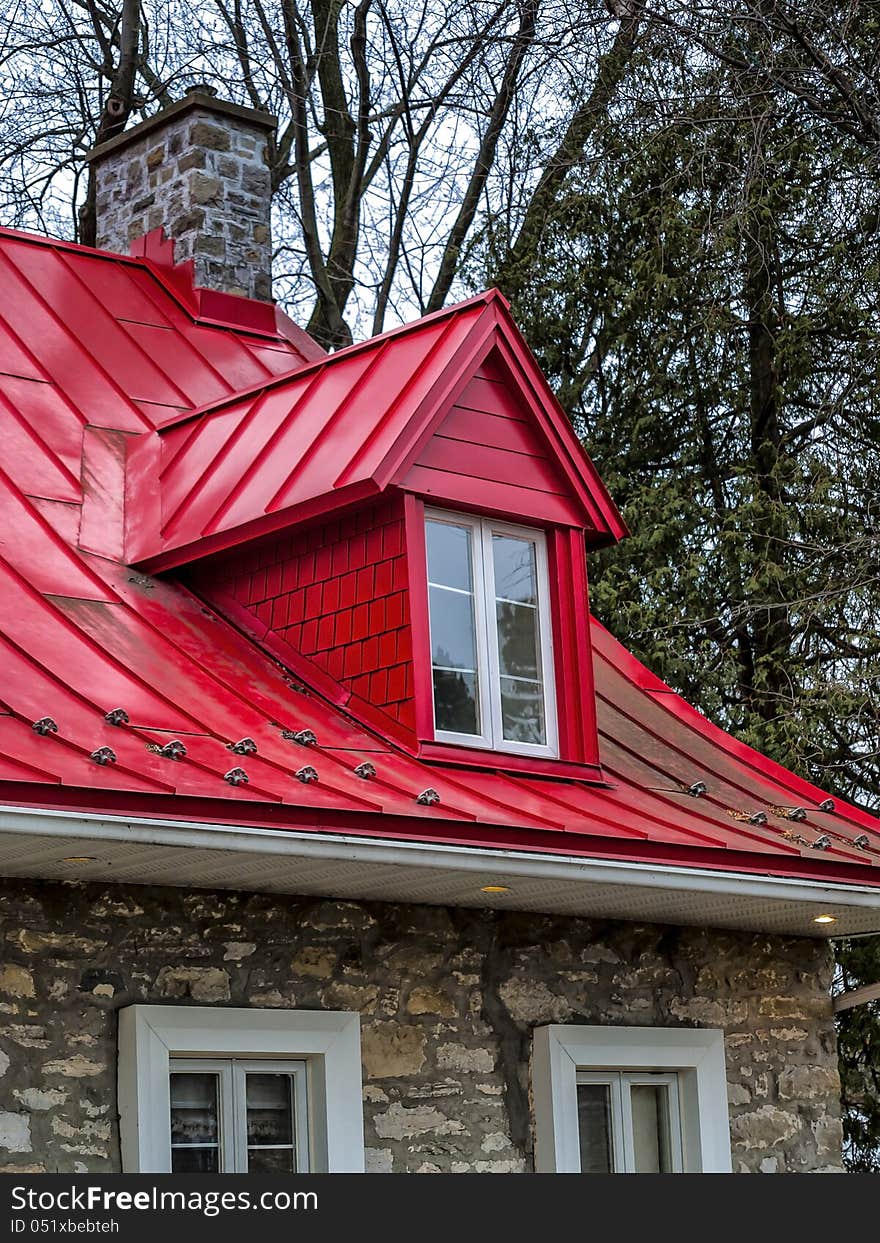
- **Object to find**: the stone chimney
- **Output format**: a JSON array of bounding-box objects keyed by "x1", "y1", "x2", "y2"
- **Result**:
[{"x1": 87, "y1": 87, "x2": 275, "y2": 301}]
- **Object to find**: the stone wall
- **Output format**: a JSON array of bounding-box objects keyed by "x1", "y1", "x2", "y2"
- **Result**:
[
  {"x1": 91, "y1": 92, "x2": 274, "y2": 301},
  {"x1": 0, "y1": 878, "x2": 843, "y2": 1173}
]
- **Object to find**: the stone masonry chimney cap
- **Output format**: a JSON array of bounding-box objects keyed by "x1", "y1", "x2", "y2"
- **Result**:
[{"x1": 85, "y1": 91, "x2": 275, "y2": 165}]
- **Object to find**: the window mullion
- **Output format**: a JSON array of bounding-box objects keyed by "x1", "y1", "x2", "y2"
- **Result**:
[
  {"x1": 294, "y1": 1065, "x2": 311, "y2": 1173},
  {"x1": 613, "y1": 1073, "x2": 632, "y2": 1173},
  {"x1": 479, "y1": 521, "x2": 503, "y2": 749},
  {"x1": 666, "y1": 1074, "x2": 685, "y2": 1173},
  {"x1": 471, "y1": 520, "x2": 495, "y2": 748},
  {"x1": 229, "y1": 1061, "x2": 246, "y2": 1174}
]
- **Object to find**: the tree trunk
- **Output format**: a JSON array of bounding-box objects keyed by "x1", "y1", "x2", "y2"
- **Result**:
[
  {"x1": 739, "y1": 127, "x2": 793, "y2": 736},
  {"x1": 78, "y1": 0, "x2": 141, "y2": 247}
]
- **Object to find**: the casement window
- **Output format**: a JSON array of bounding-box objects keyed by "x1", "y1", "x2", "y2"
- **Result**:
[
  {"x1": 425, "y1": 508, "x2": 557, "y2": 756},
  {"x1": 576, "y1": 1071, "x2": 683, "y2": 1173},
  {"x1": 169, "y1": 1058, "x2": 309, "y2": 1173},
  {"x1": 118, "y1": 1005, "x2": 364, "y2": 1173},
  {"x1": 532, "y1": 1025, "x2": 732, "y2": 1174}
]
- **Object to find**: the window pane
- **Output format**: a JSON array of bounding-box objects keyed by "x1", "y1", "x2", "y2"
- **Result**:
[
  {"x1": 427, "y1": 520, "x2": 473, "y2": 591},
  {"x1": 246, "y1": 1073, "x2": 297, "y2": 1174},
  {"x1": 630, "y1": 1084, "x2": 674, "y2": 1173},
  {"x1": 170, "y1": 1073, "x2": 219, "y2": 1144},
  {"x1": 496, "y1": 600, "x2": 540, "y2": 679},
  {"x1": 170, "y1": 1072, "x2": 220, "y2": 1174},
  {"x1": 248, "y1": 1147, "x2": 296, "y2": 1174},
  {"x1": 427, "y1": 521, "x2": 481, "y2": 739},
  {"x1": 246, "y1": 1074, "x2": 294, "y2": 1145},
  {"x1": 172, "y1": 1146, "x2": 220, "y2": 1173},
  {"x1": 577, "y1": 1083, "x2": 614, "y2": 1173},
  {"x1": 492, "y1": 536, "x2": 546, "y2": 746},
  {"x1": 500, "y1": 676, "x2": 546, "y2": 745},
  {"x1": 492, "y1": 535, "x2": 537, "y2": 604},
  {"x1": 433, "y1": 668, "x2": 479, "y2": 735},
  {"x1": 429, "y1": 585, "x2": 477, "y2": 671}
]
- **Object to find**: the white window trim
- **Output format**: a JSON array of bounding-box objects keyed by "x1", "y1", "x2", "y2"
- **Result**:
[
  {"x1": 425, "y1": 507, "x2": 558, "y2": 758},
  {"x1": 118, "y1": 1005, "x2": 364, "y2": 1173},
  {"x1": 532, "y1": 1025, "x2": 732, "y2": 1173}
]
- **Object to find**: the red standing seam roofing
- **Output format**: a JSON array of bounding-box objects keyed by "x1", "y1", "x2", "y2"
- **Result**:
[
  {"x1": 124, "y1": 289, "x2": 627, "y2": 572},
  {"x1": 0, "y1": 223, "x2": 878, "y2": 886}
]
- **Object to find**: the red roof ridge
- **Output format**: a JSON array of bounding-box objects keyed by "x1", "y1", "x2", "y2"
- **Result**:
[
  {"x1": 152, "y1": 288, "x2": 504, "y2": 436},
  {"x1": 0, "y1": 222, "x2": 137, "y2": 264}
]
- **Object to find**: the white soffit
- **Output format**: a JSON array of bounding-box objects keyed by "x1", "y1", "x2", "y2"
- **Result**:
[{"x1": 0, "y1": 806, "x2": 878, "y2": 937}]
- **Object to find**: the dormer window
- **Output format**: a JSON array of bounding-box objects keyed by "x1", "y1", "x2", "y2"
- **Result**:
[{"x1": 425, "y1": 508, "x2": 557, "y2": 757}]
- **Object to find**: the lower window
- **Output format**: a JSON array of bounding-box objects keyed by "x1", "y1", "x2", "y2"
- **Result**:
[
  {"x1": 576, "y1": 1071, "x2": 682, "y2": 1173},
  {"x1": 532, "y1": 1024, "x2": 731, "y2": 1173},
  {"x1": 118, "y1": 1004, "x2": 364, "y2": 1173},
  {"x1": 170, "y1": 1058, "x2": 309, "y2": 1173}
]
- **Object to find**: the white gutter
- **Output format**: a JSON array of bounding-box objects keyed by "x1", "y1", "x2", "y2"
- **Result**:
[{"x1": 1, "y1": 803, "x2": 879, "y2": 914}]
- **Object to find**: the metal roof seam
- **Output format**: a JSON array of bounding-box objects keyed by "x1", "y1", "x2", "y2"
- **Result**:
[
  {"x1": 263, "y1": 337, "x2": 399, "y2": 516},
  {"x1": 192, "y1": 368, "x2": 332, "y2": 535},
  {"x1": 0, "y1": 391, "x2": 83, "y2": 495},
  {"x1": 53, "y1": 248, "x2": 204, "y2": 410},
  {"x1": 148, "y1": 292, "x2": 499, "y2": 438},
  {"x1": 596, "y1": 740, "x2": 851, "y2": 858},
  {"x1": 157, "y1": 393, "x2": 269, "y2": 532},
  {"x1": 591, "y1": 622, "x2": 880, "y2": 836},
  {"x1": 344, "y1": 304, "x2": 493, "y2": 491},
  {"x1": 586, "y1": 646, "x2": 875, "y2": 840},
  {"x1": 0, "y1": 470, "x2": 113, "y2": 598},
  {"x1": 0, "y1": 245, "x2": 154, "y2": 431}
]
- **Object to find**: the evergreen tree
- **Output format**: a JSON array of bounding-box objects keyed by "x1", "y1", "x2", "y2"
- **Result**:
[{"x1": 481, "y1": 19, "x2": 880, "y2": 1167}]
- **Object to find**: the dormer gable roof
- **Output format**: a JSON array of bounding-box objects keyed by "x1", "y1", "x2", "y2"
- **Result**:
[{"x1": 126, "y1": 289, "x2": 627, "y2": 572}]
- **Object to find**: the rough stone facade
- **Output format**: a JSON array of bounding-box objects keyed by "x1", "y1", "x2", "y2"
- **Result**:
[
  {"x1": 90, "y1": 91, "x2": 274, "y2": 300},
  {"x1": 0, "y1": 878, "x2": 843, "y2": 1174}
]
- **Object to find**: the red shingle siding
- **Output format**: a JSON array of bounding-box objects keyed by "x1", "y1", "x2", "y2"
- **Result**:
[{"x1": 212, "y1": 497, "x2": 416, "y2": 736}]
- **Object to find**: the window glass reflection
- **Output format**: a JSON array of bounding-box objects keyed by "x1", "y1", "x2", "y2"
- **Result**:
[
  {"x1": 433, "y1": 668, "x2": 479, "y2": 735},
  {"x1": 492, "y1": 535, "x2": 537, "y2": 604},
  {"x1": 427, "y1": 520, "x2": 473, "y2": 592},
  {"x1": 170, "y1": 1072, "x2": 220, "y2": 1174},
  {"x1": 630, "y1": 1084, "x2": 673, "y2": 1173},
  {"x1": 246, "y1": 1073, "x2": 297, "y2": 1175},
  {"x1": 577, "y1": 1082, "x2": 614, "y2": 1174},
  {"x1": 430, "y1": 585, "x2": 477, "y2": 671},
  {"x1": 493, "y1": 536, "x2": 545, "y2": 744},
  {"x1": 427, "y1": 520, "x2": 481, "y2": 736}
]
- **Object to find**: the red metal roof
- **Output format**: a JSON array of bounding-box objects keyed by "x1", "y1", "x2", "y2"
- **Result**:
[
  {"x1": 0, "y1": 224, "x2": 878, "y2": 888},
  {"x1": 125, "y1": 290, "x2": 627, "y2": 572}
]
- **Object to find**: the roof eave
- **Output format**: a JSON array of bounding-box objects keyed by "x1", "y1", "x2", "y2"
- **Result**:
[{"x1": 2, "y1": 803, "x2": 878, "y2": 938}]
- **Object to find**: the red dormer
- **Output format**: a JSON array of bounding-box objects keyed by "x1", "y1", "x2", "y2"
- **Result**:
[{"x1": 126, "y1": 290, "x2": 626, "y2": 778}]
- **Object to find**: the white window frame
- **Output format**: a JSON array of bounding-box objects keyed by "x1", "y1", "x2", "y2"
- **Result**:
[
  {"x1": 169, "y1": 1056, "x2": 310, "y2": 1173},
  {"x1": 532, "y1": 1025, "x2": 732, "y2": 1173},
  {"x1": 575, "y1": 1069, "x2": 684, "y2": 1173},
  {"x1": 118, "y1": 1005, "x2": 364, "y2": 1173},
  {"x1": 425, "y1": 507, "x2": 558, "y2": 757}
]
